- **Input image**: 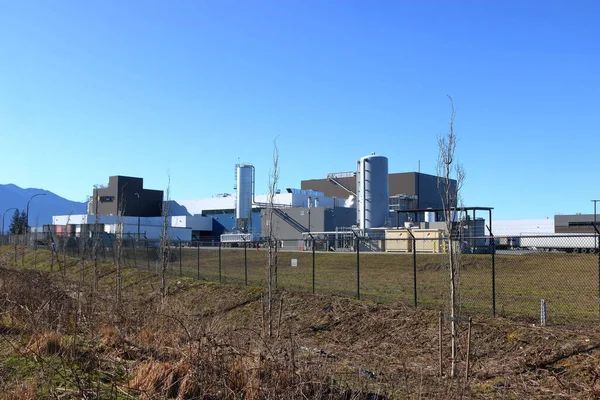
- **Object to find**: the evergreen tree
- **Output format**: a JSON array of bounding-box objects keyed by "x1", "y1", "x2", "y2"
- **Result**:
[
  {"x1": 8, "y1": 209, "x2": 27, "y2": 235},
  {"x1": 9, "y1": 209, "x2": 20, "y2": 234},
  {"x1": 20, "y1": 210, "x2": 28, "y2": 234}
]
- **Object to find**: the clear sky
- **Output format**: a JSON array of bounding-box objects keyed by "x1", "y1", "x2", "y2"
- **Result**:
[{"x1": 1, "y1": 1, "x2": 598, "y2": 220}]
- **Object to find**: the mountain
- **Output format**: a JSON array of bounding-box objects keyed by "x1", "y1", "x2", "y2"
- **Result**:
[{"x1": 0, "y1": 184, "x2": 86, "y2": 233}]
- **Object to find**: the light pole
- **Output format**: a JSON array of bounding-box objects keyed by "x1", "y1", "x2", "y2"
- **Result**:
[
  {"x1": 26, "y1": 193, "x2": 46, "y2": 245},
  {"x1": 134, "y1": 192, "x2": 140, "y2": 240},
  {"x1": 307, "y1": 196, "x2": 311, "y2": 235},
  {"x1": 2, "y1": 207, "x2": 17, "y2": 243}
]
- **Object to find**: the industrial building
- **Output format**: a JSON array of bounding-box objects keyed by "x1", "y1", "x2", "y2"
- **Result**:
[
  {"x1": 51, "y1": 214, "x2": 210, "y2": 241},
  {"x1": 555, "y1": 214, "x2": 600, "y2": 234},
  {"x1": 260, "y1": 206, "x2": 357, "y2": 244},
  {"x1": 50, "y1": 175, "x2": 211, "y2": 241},
  {"x1": 91, "y1": 176, "x2": 163, "y2": 217},
  {"x1": 302, "y1": 170, "x2": 456, "y2": 214},
  {"x1": 175, "y1": 155, "x2": 459, "y2": 243},
  {"x1": 46, "y1": 153, "x2": 464, "y2": 246}
]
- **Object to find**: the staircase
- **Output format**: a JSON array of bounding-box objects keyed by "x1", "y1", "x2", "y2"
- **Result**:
[
  {"x1": 326, "y1": 173, "x2": 356, "y2": 196},
  {"x1": 273, "y1": 208, "x2": 308, "y2": 233}
]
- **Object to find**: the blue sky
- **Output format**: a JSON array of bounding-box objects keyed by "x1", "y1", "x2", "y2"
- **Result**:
[{"x1": 1, "y1": 1, "x2": 598, "y2": 220}]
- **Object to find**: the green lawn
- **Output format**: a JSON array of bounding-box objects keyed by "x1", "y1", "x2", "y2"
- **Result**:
[
  {"x1": 168, "y1": 247, "x2": 599, "y2": 325},
  {"x1": 8, "y1": 244, "x2": 600, "y2": 325}
]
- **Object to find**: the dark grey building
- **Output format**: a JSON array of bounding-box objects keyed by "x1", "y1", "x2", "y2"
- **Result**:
[
  {"x1": 261, "y1": 206, "x2": 356, "y2": 241},
  {"x1": 301, "y1": 172, "x2": 456, "y2": 214},
  {"x1": 91, "y1": 176, "x2": 163, "y2": 217},
  {"x1": 555, "y1": 214, "x2": 599, "y2": 233}
]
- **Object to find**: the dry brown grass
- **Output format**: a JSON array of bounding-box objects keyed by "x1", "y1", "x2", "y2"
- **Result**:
[
  {"x1": 5, "y1": 246, "x2": 600, "y2": 398},
  {"x1": 0, "y1": 381, "x2": 38, "y2": 400},
  {"x1": 24, "y1": 331, "x2": 65, "y2": 357},
  {"x1": 130, "y1": 361, "x2": 198, "y2": 399}
]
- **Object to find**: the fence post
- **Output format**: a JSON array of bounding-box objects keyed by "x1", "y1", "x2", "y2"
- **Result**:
[
  {"x1": 540, "y1": 299, "x2": 547, "y2": 326},
  {"x1": 146, "y1": 239, "x2": 150, "y2": 270},
  {"x1": 244, "y1": 240, "x2": 248, "y2": 286},
  {"x1": 197, "y1": 241, "x2": 200, "y2": 280},
  {"x1": 592, "y1": 223, "x2": 600, "y2": 319},
  {"x1": 218, "y1": 241, "x2": 222, "y2": 283},
  {"x1": 413, "y1": 236, "x2": 417, "y2": 307},
  {"x1": 491, "y1": 234, "x2": 496, "y2": 318},
  {"x1": 131, "y1": 235, "x2": 137, "y2": 268},
  {"x1": 179, "y1": 240, "x2": 182, "y2": 276},
  {"x1": 111, "y1": 238, "x2": 116, "y2": 265},
  {"x1": 312, "y1": 238, "x2": 315, "y2": 294},
  {"x1": 487, "y1": 225, "x2": 496, "y2": 318},
  {"x1": 356, "y1": 237, "x2": 360, "y2": 300}
]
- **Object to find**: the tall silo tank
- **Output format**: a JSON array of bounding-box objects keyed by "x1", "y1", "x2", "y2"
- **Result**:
[
  {"x1": 425, "y1": 209, "x2": 436, "y2": 223},
  {"x1": 356, "y1": 154, "x2": 389, "y2": 229},
  {"x1": 236, "y1": 164, "x2": 254, "y2": 223}
]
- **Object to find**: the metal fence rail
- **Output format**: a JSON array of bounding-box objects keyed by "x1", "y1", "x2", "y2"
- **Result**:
[{"x1": 2, "y1": 232, "x2": 599, "y2": 326}]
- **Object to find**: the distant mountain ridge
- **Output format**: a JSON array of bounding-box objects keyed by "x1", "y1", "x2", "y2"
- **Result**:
[{"x1": 0, "y1": 184, "x2": 86, "y2": 232}]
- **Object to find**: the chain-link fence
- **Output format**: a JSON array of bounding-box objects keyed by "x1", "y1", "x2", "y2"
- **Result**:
[{"x1": 2, "y1": 232, "x2": 599, "y2": 326}]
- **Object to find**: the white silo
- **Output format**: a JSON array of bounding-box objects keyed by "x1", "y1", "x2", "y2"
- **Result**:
[
  {"x1": 356, "y1": 153, "x2": 389, "y2": 229},
  {"x1": 235, "y1": 164, "x2": 254, "y2": 231},
  {"x1": 425, "y1": 209, "x2": 436, "y2": 223}
]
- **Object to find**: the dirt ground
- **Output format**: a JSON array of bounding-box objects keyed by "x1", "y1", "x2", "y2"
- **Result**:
[{"x1": 1, "y1": 247, "x2": 600, "y2": 399}]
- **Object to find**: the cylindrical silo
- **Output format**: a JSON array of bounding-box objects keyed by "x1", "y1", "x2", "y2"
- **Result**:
[
  {"x1": 356, "y1": 153, "x2": 389, "y2": 229},
  {"x1": 235, "y1": 164, "x2": 254, "y2": 231},
  {"x1": 425, "y1": 209, "x2": 436, "y2": 223}
]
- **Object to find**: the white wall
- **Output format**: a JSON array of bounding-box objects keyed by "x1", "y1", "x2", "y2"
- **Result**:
[
  {"x1": 487, "y1": 219, "x2": 555, "y2": 236},
  {"x1": 177, "y1": 197, "x2": 236, "y2": 215},
  {"x1": 53, "y1": 215, "x2": 161, "y2": 226},
  {"x1": 103, "y1": 223, "x2": 192, "y2": 241},
  {"x1": 52, "y1": 214, "x2": 205, "y2": 238}
]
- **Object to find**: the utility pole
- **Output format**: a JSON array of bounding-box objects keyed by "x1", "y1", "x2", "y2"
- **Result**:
[{"x1": 307, "y1": 196, "x2": 311, "y2": 235}]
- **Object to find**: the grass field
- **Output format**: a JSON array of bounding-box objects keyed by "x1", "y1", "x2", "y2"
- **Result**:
[
  {"x1": 12, "y1": 243, "x2": 600, "y2": 325},
  {"x1": 7, "y1": 245, "x2": 600, "y2": 398}
]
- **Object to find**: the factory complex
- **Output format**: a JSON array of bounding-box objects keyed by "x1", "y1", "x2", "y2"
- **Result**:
[{"x1": 44, "y1": 153, "x2": 599, "y2": 253}]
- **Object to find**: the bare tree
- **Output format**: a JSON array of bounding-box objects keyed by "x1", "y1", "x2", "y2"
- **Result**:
[
  {"x1": 159, "y1": 175, "x2": 172, "y2": 302},
  {"x1": 437, "y1": 95, "x2": 466, "y2": 378},
  {"x1": 92, "y1": 185, "x2": 102, "y2": 293},
  {"x1": 77, "y1": 209, "x2": 88, "y2": 328},
  {"x1": 59, "y1": 206, "x2": 77, "y2": 274},
  {"x1": 265, "y1": 140, "x2": 280, "y2": 337},
  {"x1": 115, "y1": 194, "x2": 126, "y2": 307}
]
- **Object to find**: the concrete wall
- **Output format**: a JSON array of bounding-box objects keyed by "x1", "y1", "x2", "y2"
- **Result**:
[
  {"x1": 261, "y1": 206, "x2": 357, "y2": 240},
  {"x1": 171, "y1": 215, "x2": 213, "y2": 231},
  {"x1": 211, "y1": 212, "x2": 262, "y2": 236},
  {"x1": 487, "y1": 219, "x2": 555, "y2": 236},
  {"x1": 555, "y1": 214, "x2": 599, "y2": 233},
  {"x1": 92, "y1": 176, "x2": 163, "y2": 217}
]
